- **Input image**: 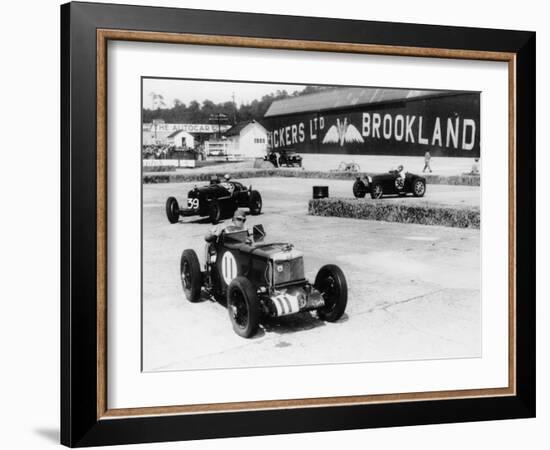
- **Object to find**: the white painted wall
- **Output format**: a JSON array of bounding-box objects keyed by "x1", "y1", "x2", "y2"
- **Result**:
[
  {"x1": 168, "y1": 130, "x2": 195, "y2": 148},
  {"x1": 236, "y1": 122, "x2": 268, "y2": 157}
]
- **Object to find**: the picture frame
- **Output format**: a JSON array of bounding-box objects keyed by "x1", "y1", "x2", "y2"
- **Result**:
[{"x1": 61, "y1": 1, "x2": 535, "y2": 447}]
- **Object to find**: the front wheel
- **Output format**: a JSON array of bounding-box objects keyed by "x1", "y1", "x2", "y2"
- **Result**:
[
  {"x1": 412, "y1": 179, "x2": 426, "y2": 197},
  {"x1": 352, "y1": 180, "x2": 366, "y2": 198},
  {"x1": 315, "y1": 264, "x2": 347, "y2": 322},
  {"x1": 249, "y1": 190, "x2": 262, "y2": 215},
  {"x1": 180, "y1": 249, "x2": 202, "y2": 302},
  {"x1": 370, "y1": 183, "x2": 383, "y2": 199},
  {"x1": 227, "y1": 276, "x2": 260, "y2": 338},
  {"x1": 165, "y1": 197, "x2": 180, "y2": 224}
]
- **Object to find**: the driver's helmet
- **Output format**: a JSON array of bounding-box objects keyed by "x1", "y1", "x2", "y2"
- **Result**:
[
  {"x1": 232, "y1": 209, "x2": 247, "y2": 226},
  {"x1": 223, "y1": 174, "x2": 231, "y2": 182},
  {"x1": 397, "y1": 165, "x2": 404, "y2": 171}
]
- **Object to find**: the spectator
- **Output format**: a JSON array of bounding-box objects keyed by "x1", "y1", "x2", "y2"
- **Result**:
[
  {"x1": 423, "y1": 150, "x2": 432, "y2": 173},
  {"x1": 471, "y1": 158, "x2": 480, "y2": 175}
]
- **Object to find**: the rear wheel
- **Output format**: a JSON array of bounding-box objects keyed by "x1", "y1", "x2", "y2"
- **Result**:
[
  {"x1": 227, "y1": 276, "x2": 260, "y2": 338},
  {"x1": 413, "y1": 179, "x2": 426, "y2": 197},
  {"x1": 370, "y1": 183, "x2": 383, "y2": 199},
  {"x1": 352, "y1": 180, "x2": 366, "y2": 198},
  {"x1": 209, "y1": 199, "x2": 222, "y2": 224},
  {"x1": 165, "y1": 197, "x2": 180, "y2": 224},
  {"x1": 315, "y1": 264, "x2": 347, "y2": 322},
  {"x1": 249, "y1": 190, "x2": 262, "y2": 215},
  {"x1": 180, "y1": 249, "x2": 202, "y2": 302}
]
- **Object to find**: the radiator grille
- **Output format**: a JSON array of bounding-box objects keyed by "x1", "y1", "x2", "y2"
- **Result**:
[{"x1": 273, "y1": 257, "x2": 304, "y2": 285}]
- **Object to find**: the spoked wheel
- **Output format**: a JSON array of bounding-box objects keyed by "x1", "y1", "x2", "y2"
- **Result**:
[
  {"x1": 314, "y1": 264, "x2": 347, "y2": 322},
  {"x1": 249, "y1": 190, "x2": 262, "y2": 215},
  {"x1": 370, "y1": 183, "x2": 383, "y2": 199},
  {"x1": 165, "y1": 197, "x2": 180, "y2": 224},
  {"x1": 180, "y1": 249, "x2": 202, "y2": 302},
  {"x1": 413, "y1": 179, "x2": 426, "y2": 197},
  {"x1": 227, "y1": 276, "x2": 259, "y2": 338},
  {"x1": 352, "y1": 180, "x2": 367, "y2": 198}
]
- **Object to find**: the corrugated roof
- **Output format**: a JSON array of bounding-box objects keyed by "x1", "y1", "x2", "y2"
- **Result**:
[{"x1": 264, "y1": 87, "x2": 452, "y2": 118}]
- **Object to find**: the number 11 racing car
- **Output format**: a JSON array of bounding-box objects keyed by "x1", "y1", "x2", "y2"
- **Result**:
[
  {"x1": 166, "y1": 177, "x2": 262, "y2": 224},
  {"x1": 179, "y1": 225, "x2": 348, "y2": 338}
]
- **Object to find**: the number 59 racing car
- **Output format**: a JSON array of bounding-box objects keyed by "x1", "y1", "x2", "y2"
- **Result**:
[
  {"x1": 179, "y1": 225, "x2": 348, "y2": 338},
  {"x1": 166, "y1": 177, "x2": 262, "y2": 224}
]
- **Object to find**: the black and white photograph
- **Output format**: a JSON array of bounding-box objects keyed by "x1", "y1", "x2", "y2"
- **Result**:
[{"x1": 141, "y1": 78, "x2": 482, "y2": 372}]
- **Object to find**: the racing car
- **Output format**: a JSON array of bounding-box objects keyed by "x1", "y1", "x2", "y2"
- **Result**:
[
  {"x1": 265, "y1": 149, "x2": 303, "y2": 168},
  {"x1": 179, "y1": 225, "x2": 348, "y2": 338},
  {"x1": 165, "y1": 177, "x2": 262, "y2": 224},
  {"x1": 353, "y1": 170, "x2": 426, "y2": 199}
]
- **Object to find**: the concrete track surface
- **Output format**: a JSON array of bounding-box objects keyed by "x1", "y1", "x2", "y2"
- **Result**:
[{"x1": 142, "y1": 178, "x2": 480, "y2": 372}]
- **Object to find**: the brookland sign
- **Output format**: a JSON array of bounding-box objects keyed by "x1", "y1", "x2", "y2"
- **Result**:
[{"x1": 264, "y1": 92, "x2": 480, "y2": 157}]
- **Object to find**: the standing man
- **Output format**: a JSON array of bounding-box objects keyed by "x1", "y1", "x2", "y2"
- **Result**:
[{"x1": 423, "y1": 150, "x2": 432, "y2": 173}]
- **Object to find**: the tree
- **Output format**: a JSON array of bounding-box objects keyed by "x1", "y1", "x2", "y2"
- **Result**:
[{"x1": 142, "y1": 85, "x2": 327, "y2": 124}]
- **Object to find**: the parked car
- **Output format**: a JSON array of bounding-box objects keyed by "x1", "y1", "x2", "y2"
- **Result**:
[
  {"x1": 179, "y1": 225, "x2": 348, "y2": 338},
  {"x1": 265, "y1": 149, "x2": 303, "y2": 167},
  {"x1": 165, "y1": 177, "x2": 262, "y2": 224},
  {"x1": 353, "y1": 170, "x2": 426, "y2": 199}
]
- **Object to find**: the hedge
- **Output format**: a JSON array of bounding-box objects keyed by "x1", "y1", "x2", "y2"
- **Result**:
[
  {"x1": 142, "y1": 165, "x2": 177, "y2": 173},
  {"x1": 308, "y1": 197, "x2": 480, "y2": 229},
  {"x1": 142, "y1": 169, "x2": 480, "y2": 186}
]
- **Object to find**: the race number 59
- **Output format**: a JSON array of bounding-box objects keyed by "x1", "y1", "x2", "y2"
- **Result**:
[{"x1": 187, "y1": 198, "x2": 199, "y2": 209}]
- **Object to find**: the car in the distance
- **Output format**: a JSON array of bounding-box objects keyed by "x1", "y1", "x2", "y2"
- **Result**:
[
  {"x1": 179, "y1": 225, "x2": 348, "y2": 338},
  {"x1": 265, "y1": 149, "x2": 303, "y2": 168},
  {"x1": 353, "y1": 170, "x2": 426, "y2": 199}
]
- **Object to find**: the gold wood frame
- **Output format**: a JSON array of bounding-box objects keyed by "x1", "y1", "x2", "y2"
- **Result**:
[{"x1": 96, "y1": 29, "x2": 516, "y2": 420}]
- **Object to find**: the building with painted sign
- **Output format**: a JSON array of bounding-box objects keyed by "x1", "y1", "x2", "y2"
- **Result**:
[{"x1": 263, "y1": 87, "x2": 480, "y2": 157}]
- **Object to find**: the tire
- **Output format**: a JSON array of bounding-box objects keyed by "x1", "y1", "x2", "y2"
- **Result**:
[
  {"x1": 352, "y1": 180, "x2": 367, "y2": 198},
  {"x1": 315, "y1": 264, "x2": 348, "y2": 322},
  {"x1": 180, "y1": 249, "x2": 202, "y2": 302},
  {"x1": 412, "y1": 179, "x2": 426, "y2": 197},
  {"x1": 209, "y1": 199, "x2": 222, "y2": 224},
  {"x1": 227, "y1": 276, "x2": 260, "y2": 338},
  {"x1": 249, "y1": 190, "x2": 262, "y2": 215},
  {"x1": 165, "y1": 197, "x2": 180, "y2": 224},
  {"x1": 370, "y1": 183, "x2": 384, "y2": 199}
]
